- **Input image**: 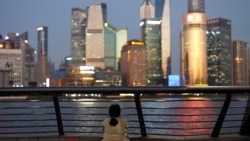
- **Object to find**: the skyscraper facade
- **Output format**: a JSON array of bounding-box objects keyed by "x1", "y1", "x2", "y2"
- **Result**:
[
  {"x1": 37, "y1": 26, "x2": 48, "y2": 59},
  {"x1": 232, "y1": 40, "x2": 249, "y2": 86},
  {"x1": 70, "y1": 8, "x2": 87, "y2": 66},
  {"x1": 157, "y1": 0, "x2": 171, "y2": 85},
  {"x1": 140, "y1": 19, "x2": 163, "y2": 85},
  {"x1": 181, "y1": 0, "x2": 207, "y2": 86},
  {"x1": 0, "y1": 49, "x2": 23, "y2": 87},
  {"x1": 86, "y1": 3, "x2": 107, "y2": 69},
  {"x1": 116, "y1": 28, "x2": 128, "y2": 71},
  {"x1": 33, "y1": 56, "x2": 54, "y2": 86},
  {"x1": 15, "y1": 32, "x2": 35, "y2": 86},
  {"x1": 104, "y1": 22, "x2": 116, "y2": 70},
  {"x1": 34, "y1": 26, "x2": 54, "y2": 86},
  {"x1": 140, "y1": 0, "x2": 155, "y2": 20},
  {"x1": 24, "y1": 45, "x2": 35, "y2": 84},
  {"x1": 2, "y1": 32, "x2": 35, "y2": 86},
  {"x1": 120, "y1": 40, "x2": 147, "y2": 86},
  {"x1": 207, "y1": 18, "x2": 232, "y2": 86}
]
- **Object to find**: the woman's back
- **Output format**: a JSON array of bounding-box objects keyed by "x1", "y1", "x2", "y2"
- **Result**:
[
  {"x1": 102, "y1": 104, "x2": 129, "y2": 141},
  {"x1": 103, "y1": 117, "x2": 128, "y2": 135}
]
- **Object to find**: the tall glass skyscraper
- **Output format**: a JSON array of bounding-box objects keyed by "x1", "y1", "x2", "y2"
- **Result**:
[
  {"x1": 181, "y1": 0, "x2": 207, "y2": 86},
  {"x1": 140, "y1": 0, "x2": 155, "y2": 20},
  {"x1": 140, "y1": 19, "x2": 163, "y2": 85},
  {"x1": 232, "y1": 40, "x2": 249, "y2": 86},
  {"x1": 207, "y1": 18, "x2": 232, "y2": 86},
  {"x1": 86, "y1": 3, "x2": 107, "y2": 69},
  {"x1": 116, "y1": 28, "x2": 128, "y2": 71},
  {"x1": 37, "y1": 26, "x2": 48, "y2": 59},
  {"x1": 70, "y1": 8, "x2": 87, "y2": 66},
  {"x1": 35, "y1": 26, "x2": 54, "y2": 87},
  {"x1": 104, "y1": 22, "x2": 116, "y2": 70}
]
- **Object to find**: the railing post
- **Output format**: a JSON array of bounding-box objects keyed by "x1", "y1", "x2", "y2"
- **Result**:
[
  {"x1": 53, "y1": 94, "x2": 64, "y2": 135},
  {"x1": 211, "y1": 93, "x2": 231, "y2": 137},
  {"x1": 240, "y1": 95, "x2": 250, "y2": 136},
  {"x1": 134, "y1": 93, "x2": 147, "y2": 137}
]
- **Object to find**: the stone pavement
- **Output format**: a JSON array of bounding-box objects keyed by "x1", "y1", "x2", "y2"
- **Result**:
[{"x1": 0, "y1": 134, "x2": 249, "y2": 141}]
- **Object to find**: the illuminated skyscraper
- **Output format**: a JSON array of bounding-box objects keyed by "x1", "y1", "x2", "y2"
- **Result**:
[
  {"x1": 70, "y1": 8, "x2": 87, "y2": 66},
  {"x1": 116, "y1": 28, "x2": 128, "y2": 70},
  {"x1": 181, "y1": 0, "x2": 207, "y2": 86},
  {"x1": 34, "y1": 26, "x2": 54, "y2": 86},
  {"x1": 232, "y1": 40, "x2": 249, "y2": 86},
  {"x1": 86, "y1": 3, "x2": 107, "y2": 69},
  {"x1": 15, "y1": 32, "x2": 35, "y2": 86},
  {"x1": 37, "y1": 26, "x2": 48, "y2": 59},
  {"x1": 140, "y1": 19, "x2": 163, "y2": 85},
  {"x1": 1, "y1": 32, "x2": 35, "y2": 86},
  {"x1": 140, "y1": 0, "x2": 155, "y2": 20},
  {"x1": 207, "y1": 18, "x2": 232, "y2": 86},
  {"x1": 104, "y1": 22, "x2": 116, "y2": 70},
  {"x1": 0, "y1": 33, "x2": 24, "y2": 87},
  {"x1": 120, "y1": 40, "x2": 147, "y2": 86}
]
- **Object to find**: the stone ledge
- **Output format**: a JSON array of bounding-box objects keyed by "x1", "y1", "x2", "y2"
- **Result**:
[{"x1": 0, "y1": 134, "x2": 248, "y2": 141}]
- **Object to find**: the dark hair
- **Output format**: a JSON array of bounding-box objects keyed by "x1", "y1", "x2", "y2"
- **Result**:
[{"x1": 109, "y1": 104, "x2": 121, "y2": 126}]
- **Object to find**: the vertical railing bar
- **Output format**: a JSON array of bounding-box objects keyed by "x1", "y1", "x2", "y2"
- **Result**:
[
  {"x1": 134, "y1": 92, "x2": 147, "y2": 137},
  {"x1": 240, "y1": 94, "x2": 250, "y2": 136},
  {"x1": 53, "y1": 93, "x2": 64, "y2": 135},
  {"x1": 211, "y1": 93, "x2": 231, "y2": 137}
]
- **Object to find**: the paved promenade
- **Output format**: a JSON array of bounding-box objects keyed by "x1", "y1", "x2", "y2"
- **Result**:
[{"x1": 0, "y1": 134, "x2": 249, "y2": 141}]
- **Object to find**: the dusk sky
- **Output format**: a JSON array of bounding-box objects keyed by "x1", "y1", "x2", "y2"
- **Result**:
[{"x1": 0, "y1": 0, "x2": 249, "y2": 74}]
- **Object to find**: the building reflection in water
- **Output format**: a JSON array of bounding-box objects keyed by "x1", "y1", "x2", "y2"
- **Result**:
[{"x1": 141, "y1": 96, "x2": 221, "y2": 135}]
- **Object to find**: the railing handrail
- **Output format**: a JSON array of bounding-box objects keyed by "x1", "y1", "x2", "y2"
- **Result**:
[{"x1": 1, "y1": 86, "x2": 250, "y2": 95}]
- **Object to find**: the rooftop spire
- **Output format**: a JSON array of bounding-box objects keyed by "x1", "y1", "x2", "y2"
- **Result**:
[
  {"x1": 188, "y1": 0, "x2": 205, "y2": 13},
  {"x1": 140, "y1": 0, "x2": 155, "y2": 20}
]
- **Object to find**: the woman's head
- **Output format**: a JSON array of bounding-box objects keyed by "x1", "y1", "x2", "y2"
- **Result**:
[
  {"x1": 109, "y1": 103, "x2": 121, "y2": 117},
  {"x1": 109, "y1": 104, "x2": 121, "y2": 126}
]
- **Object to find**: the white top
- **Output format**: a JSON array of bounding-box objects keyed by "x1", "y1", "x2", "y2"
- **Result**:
[{"x1": 102, "y1": 117, "x2": 129, "y2": 141}]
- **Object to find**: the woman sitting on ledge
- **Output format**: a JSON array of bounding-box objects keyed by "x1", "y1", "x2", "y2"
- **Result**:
[{"x1": 102, "y1": 103, "x2": 129, "y2": 141}]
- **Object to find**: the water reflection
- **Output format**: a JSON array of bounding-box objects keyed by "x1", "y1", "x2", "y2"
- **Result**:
[
  {"x1": 175, "y1": 100, "x2": 217, "y2": 135},
  {"x1": 141, "y1": 96, "x2": 221, "y2": 135}
]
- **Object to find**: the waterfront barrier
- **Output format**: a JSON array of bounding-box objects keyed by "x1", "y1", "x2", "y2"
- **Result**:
[{"x1": 0, "y1": 86, "x2": 249, "y2": 140}]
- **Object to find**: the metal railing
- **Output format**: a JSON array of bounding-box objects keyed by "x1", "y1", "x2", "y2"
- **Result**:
[{"x1": 0, "y1": 86, "x2": 249, "y2": 138}]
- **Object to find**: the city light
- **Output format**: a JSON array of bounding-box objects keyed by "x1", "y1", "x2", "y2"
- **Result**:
[
  {"x1": 36, "y1": 27, "x2": 44, "y2": 31},
  {"x1": 146, "y1": 20, "x2": 161, "y2": 25}
]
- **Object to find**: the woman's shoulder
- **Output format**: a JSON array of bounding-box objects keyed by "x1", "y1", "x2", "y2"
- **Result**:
[
  {"x1": 117, "y1": 117, "x2": 128, "y2": 124},
  {"x1": 118, "y1": 117, "x2": 127, "y2": 121},
  {"x1": 103, "y1": 118, "x2": 111, "y2": 124},
  {"x1": 103, "y1": 117, "x2": 128, "y2": 125}
]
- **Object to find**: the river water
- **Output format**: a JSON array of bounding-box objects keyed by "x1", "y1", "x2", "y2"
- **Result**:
[{"x1": 0, "y1": 94, "x2": 248, "y2": 136}]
